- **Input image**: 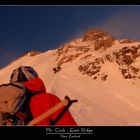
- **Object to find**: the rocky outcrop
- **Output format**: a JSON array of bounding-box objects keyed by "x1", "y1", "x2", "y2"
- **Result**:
[
  {"x1": 78, "y1": 45, "x2": 140, "y2": 80},
  {"x1": 82, "y1": 28, "x2": 107, "y2": 42},
  {"x1": 78, "y1": 57, "x2": 107, "y2": 81},
  {"x1": 94, "y1": 35, "x2": 115, "y2": 51}
]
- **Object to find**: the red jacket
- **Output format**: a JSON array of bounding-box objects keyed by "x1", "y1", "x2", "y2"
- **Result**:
[{"x1": 24, "y1": 77, "x2": 77, "y2": 126}]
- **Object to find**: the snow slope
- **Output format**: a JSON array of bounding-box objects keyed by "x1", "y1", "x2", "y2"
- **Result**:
[{"x1": 0, "y1": 49, "x2": 140, "y2": 126}]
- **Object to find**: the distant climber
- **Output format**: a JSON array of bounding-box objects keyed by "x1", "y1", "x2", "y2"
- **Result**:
[{"x1": 53, "y1": 66, "x2": 61, "y2": 73}]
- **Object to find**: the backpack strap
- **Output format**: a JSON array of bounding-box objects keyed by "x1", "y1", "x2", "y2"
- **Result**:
[
  {"x1": 50, "y1": 96, "x2": 78, "y2": 125},
  {"x1": 0, "y1": 83, "x2": 23, "y2": 89}
]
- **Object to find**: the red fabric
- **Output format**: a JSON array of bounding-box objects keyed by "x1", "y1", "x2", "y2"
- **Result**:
[{"x1": 24, "y1": 77, "x2": 77, "y2": 126}]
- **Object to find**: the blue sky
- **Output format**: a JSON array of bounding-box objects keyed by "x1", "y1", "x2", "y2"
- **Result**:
[{"x1": 0, "y1": 5, "x2": 140, "y2": 67}]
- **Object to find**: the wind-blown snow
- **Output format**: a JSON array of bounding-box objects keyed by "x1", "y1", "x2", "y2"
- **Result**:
[{"x1": 1, "y1": 42, "x2": 140, "y2": 126}]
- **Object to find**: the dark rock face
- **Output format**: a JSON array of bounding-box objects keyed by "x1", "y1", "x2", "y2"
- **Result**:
[{"x1": 82, "y1": 29, "x2": 107, "y2": 42}]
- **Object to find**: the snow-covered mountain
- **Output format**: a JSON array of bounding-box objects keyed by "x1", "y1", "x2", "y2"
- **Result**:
[{"x1": 1, "y1": 28, "x2": 140, "y2": 126}]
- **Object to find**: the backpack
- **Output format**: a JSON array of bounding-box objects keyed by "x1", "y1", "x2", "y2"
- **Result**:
[{"x1": 0, "y1": 82, "x2": 33, "y2": 126}]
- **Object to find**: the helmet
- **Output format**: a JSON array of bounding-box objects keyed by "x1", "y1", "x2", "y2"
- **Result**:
[{"x1": 10, "y1": 66, "x2": 39, "y2": 83}]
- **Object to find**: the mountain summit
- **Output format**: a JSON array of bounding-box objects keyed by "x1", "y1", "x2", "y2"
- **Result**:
[
  {"x1": 0, "y1": 28, "x2": 140, "y2": 125},
  {"x1": 55, "y1": 28, "x2": 140, "y2": 81}
]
